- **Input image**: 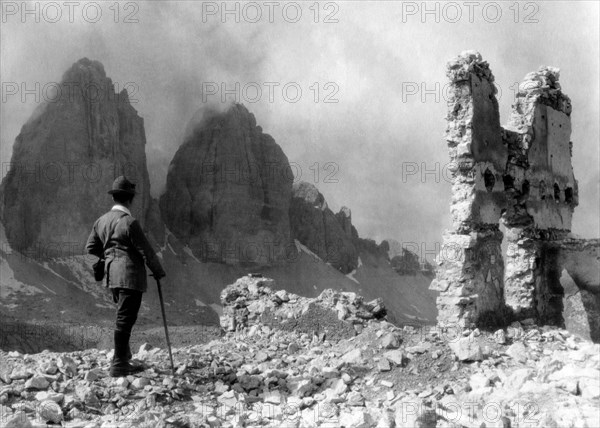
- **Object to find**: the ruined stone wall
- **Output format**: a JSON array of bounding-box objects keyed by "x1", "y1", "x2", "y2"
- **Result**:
[
  {"x1": 431, "y1": 51, "x2": 596, "y2": 337},
  {"x1": 501, "y1": 66, "x2": 578, "y2": 321},
  {"x1": 430, "y1": 51, "x2": 508, "y2": 328}
]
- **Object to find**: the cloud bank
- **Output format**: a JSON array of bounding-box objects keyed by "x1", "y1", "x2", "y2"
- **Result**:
[{"x1": 2, "y1": 1, "x2": 598, "y2": 251}]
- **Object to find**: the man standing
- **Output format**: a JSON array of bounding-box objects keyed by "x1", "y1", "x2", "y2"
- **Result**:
[{"x1": 86, "y1": 176, "x2": 166, "y2": 377}]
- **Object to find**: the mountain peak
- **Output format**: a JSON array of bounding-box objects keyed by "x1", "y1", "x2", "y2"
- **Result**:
[
  {"x1": 160, "y1": 103, "x2": 292, "y2": 265},
  {"x1": 184, "y1": 103, "x2": 258, "y2": 139},
  {"x1": 61, "y1": 58, "x2": 107, "y2": 83},
  {"x1": 1, "y1": 57, "x2": 150, "y2": 253},
  {"x1": 292, "y1": 181, "x2": 326, "y2": 210}
]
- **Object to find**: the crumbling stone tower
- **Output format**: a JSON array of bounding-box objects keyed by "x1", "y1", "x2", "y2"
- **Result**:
[{"x1": 431, "y1": 51, "x2": 579, "y2": 329}]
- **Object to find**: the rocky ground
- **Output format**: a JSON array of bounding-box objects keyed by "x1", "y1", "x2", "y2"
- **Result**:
[{"x1": 1, "y1": 276, "x2": 599, "y2": 428}]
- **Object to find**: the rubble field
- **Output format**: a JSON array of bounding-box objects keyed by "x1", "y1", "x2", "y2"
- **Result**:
[{"x1": 1, "y1": 276, "x2": 598, "y2": 427}]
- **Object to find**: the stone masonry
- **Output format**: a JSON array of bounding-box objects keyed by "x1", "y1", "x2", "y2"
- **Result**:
[{"x1": 431, "y1": 51, "x2": 598, "y2": 338}]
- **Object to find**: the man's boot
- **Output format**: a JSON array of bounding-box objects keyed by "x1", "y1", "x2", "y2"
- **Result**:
[
  {"x1": 110, "y1": 331, "x2": 144, "y2": 377},
  {"x1": 126, "y1": 343, "x2": 145, "y2": 371}
]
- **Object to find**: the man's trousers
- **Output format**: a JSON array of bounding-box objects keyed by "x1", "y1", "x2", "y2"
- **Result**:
[{"x1": 111, "y1": 287, "x2": 142, "y2": 334}]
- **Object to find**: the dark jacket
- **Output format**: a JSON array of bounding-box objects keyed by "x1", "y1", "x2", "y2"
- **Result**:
[{"x1": 85, "y1": 209, "x2": 165, "y2": 292}]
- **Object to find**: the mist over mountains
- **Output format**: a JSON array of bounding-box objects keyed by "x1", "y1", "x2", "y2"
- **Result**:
[{"x1": 2, "y1": 2, "x2": 598, "y2": 250}]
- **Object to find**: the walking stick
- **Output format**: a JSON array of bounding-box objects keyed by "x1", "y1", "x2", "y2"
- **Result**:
[{"x1": 154, "y1": 276, "x2": 175, "y2": 376}]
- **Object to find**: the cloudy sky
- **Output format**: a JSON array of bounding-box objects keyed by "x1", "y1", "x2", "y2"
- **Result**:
[{"x1": 2, "y1": 1, "x2": 599, "y2": 253}]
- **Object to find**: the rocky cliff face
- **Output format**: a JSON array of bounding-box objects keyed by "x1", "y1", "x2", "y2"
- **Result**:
[
  {"x1": 159, "y1": 104, "x2": 293, "y2": 266},
  {"x1": 288, "y1": 183, "x2": 434, "y2": 279},
  {"x1": 289, "y1": 182, "x2": 359, "y2": 274},
  {"x1": 0, "y1": 58, "x2": 151, "y2": 255}
]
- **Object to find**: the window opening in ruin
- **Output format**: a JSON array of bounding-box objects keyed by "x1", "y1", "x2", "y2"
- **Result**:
[
  {"x1": 484, "y1": 168, "x2": 495, "y2": 192},
  {"x1": 522, "y1": 180, "x2": 530, "y2": 198},
  {"x1": 554, "y1": 183, "x2": 560, "y2": 202},
  {"x1": 503, "y1": 174, "x2": 514, "y2": 190},
  {"x1": 565, "y1": 187, "x2": 573, "y2": 204}
]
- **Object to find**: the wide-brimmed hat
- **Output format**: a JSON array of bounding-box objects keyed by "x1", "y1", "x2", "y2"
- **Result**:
[{"x1": 108, "y1": 176, "x2": 137, "y2": 195}]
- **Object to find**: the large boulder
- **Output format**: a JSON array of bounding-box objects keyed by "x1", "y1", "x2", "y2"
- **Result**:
[
  {"x1": 160, "y1": 104, "x2": 293, "y2": 266},
  {"x1": 1, "y1": 58, "x2": 152, "y2": 255},
  {"x1": 289, "y1": 181, "x2": 358, "y2": 273}
]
